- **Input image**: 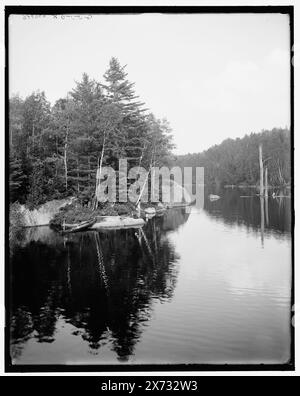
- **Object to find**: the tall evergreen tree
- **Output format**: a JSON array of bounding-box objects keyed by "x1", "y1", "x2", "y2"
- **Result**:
[{"x1": 103, "y1": 57, "x2": 149, "y2": 169}]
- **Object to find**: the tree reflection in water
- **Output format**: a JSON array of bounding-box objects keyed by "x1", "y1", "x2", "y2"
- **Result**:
[
  {"x1": 203, "y1": 187, "x2": 291, "y2": 237},
  {"x1": 10, "y1": 208, "x2": 190, "y2": 363}
]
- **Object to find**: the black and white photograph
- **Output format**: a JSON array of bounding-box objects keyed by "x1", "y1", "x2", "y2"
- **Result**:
[{"x1": 5, "y1": 5, "x2": 294, "y2": 373}]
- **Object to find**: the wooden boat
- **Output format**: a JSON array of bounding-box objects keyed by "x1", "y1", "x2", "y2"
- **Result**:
[
  {"x1": 91, "y1": 216, "x2": 145, "y2": 229},
  {"x1": 166, "y1": 198, "x2": 196, "y2": 209},
  {"x1": 61, "y1": 218, "x2": 96, "y2": 234},
  {"x1": 209, "y1": 194, "x2": 220, "y2": 201},
  {"x1": 144, "y1": 207, "x2": 156, "y2": 214}
]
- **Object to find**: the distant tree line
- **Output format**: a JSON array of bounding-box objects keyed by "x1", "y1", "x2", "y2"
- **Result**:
[
  {"x1": 173, "y1": 128, "x2": 291, "y2": 187},
  {"x1": 9, "y1": 57, "x2": 174, "y2": 207}
]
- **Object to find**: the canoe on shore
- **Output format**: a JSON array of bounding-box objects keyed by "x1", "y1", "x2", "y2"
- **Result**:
[
  {"x1": 61, "y1": 219, "x2": 96, "y2": 234},
  {"x1": 166, "y1": 199, "x2": 196, "y2": 209},
  {"x1": 140, "y1": 207, "x2": 167, "y2": 217},
  {"x1": 144, "y1": 207, "x2": 156, "y2": 215},
  {"x1": 209, "y1": 194, "x2": 220, "y2": 201},
  {"x1": 90, "y1": 216, "x2": 145, "y2": 229}
]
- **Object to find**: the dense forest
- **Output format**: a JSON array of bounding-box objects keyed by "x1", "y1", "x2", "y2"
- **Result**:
[
  {"x1": 173, "y1": 128, "x2": 291, "y2": 187},
  {"x1": 9, "y1": 57, "x2": 174, "y2": 208}
]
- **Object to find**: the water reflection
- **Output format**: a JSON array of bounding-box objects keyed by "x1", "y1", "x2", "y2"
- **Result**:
[
  {"x1": 10, "y1": 208, "x2": 189, "y2": 363},
  {"x1": 203, "y1": 188, "x2": 291, "y2": 237},
  {"x1": 9, "y1": 191, "x2": 292, "y2": 365}
]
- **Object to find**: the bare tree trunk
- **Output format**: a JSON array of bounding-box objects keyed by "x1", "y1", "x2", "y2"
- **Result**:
[
  {"x1": 136, "y1": 155, "x2": 153, "y2": 207},
  {"x1": 77, "y1": 157, "x2": 80, "y2": 194},
  {"x1": 265, "y1": 192, "x2": 269, "y2": 226},
  {"x1": 260, "y1": 196, "x2": 265, "y2": 247},
  {"x1": 138, "y1": 143, "x2": 145, "y2": 171},
  {"x1": 264, "y1": 167, "x2": 268, "y2": 197},
  {"x1": 151, "y1": 166, "x2": 155, "y2": 202},
  {"x1": 136, "y1": 170, "x2": 150, "y2": 207},
  {"x1": 259, "y1": 144, "x2": 264, "y2": 196},
  {"x1": 64, "y1": 124, "x2": 69, "y2": 192},
  {"x1": 92, "y1": 156, "x2": 100, "y2": 210},
  {"x1": 98, "y1": 135, "x2": 106, "y2": 181},
  {"x1": 151, "y1": 146, "x2": 156, "y2": 201},
  {"x1": 93, "y1": 131, "x2": 106, "y2": 210}
]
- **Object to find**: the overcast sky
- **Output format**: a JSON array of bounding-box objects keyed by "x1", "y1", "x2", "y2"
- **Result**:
[{"x1": 9, "y1": 13, "x2": 290, "y2": 154}]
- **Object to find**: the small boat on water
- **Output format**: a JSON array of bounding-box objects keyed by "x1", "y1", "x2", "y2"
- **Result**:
[
  {"x1": 61, "y1": 218, "x2": 96, "y2": 234},
  {"x1": 209, "y1": 194, "x2": 220, "y2": 201},
  {"x1": 144, "y1": 207, "x2": 156, "y2": 215}
]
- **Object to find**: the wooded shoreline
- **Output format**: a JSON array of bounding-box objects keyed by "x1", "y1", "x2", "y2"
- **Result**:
[
  {"x1": 9, "y1": 56, "x2": 290, "y2": 213},
  {"x1": 9, "y1": 57, "x2": 174, "y2": 210}
]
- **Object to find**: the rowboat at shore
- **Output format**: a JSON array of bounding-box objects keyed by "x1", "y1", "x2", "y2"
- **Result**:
[
  {"x1": 91, "y1": 216, "x2": 145, "y2": 229},
  {"x1": 166, "y1": 199, "x2": 196, "y2": 209},
  {"x1": 61, "y1": 219, "x2": 96, "y2": 233},
  {"x1": 209, "y1": 194, "x2": 220, "y2": 201}
]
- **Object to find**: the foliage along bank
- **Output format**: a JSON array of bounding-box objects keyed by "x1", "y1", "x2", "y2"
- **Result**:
[{"x1": 9, "y1": 57, "x2": 174, "y2": 209}]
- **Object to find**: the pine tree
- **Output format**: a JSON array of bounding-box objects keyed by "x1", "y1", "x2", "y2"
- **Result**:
[
  {"x1": 103, "y1": 57, "x2": 149, "y2": 167},
  {"x1": 69, "y1": 74, "x2": 104, "y2": 196},
  {"x1": 48, "y1": 97, "x2": 76, "y2": 195}
]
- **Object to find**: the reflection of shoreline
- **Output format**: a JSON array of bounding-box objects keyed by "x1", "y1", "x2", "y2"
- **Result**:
[
  {"x1": 160, "y1": 207, "x2": 191, "y2": 232},
  {"x1": 203, "y1": 209, "x2": 291, "y2": 241},
  {"x1": 13, "y1": 205, "x2": 191, "y2": 248},
  {"x1": 10, "y1": 209, "x2": 183, "y2": 364},
  {"x1": 203, "y1": 188, "x2": 291, "y2": 239}
]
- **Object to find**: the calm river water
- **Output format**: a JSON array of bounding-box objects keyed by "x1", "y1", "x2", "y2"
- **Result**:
[{"x1": 9, "y1": 188, "x2": 292, "y2": 365}]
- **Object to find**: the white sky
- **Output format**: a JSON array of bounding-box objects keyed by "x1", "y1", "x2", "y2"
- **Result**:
[{"x1": 9, "y1": 13, "x2": 290, "y2": 154}]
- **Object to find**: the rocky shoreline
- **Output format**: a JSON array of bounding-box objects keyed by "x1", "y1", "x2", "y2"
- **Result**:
[{"x1": 10, "y1": 196, "x2": 195, "y2": 235}]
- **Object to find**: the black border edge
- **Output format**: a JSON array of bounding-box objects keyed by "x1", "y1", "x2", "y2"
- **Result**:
[
  {"x1": 289, "y1": 4, "x2": 295, "y2": 373},
  {"x1": 3, "y1": 5, "x2": 295, "y2": 15},
  {"x1": 4, "y1": 5, "x2": 295, "y2": 373}
]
